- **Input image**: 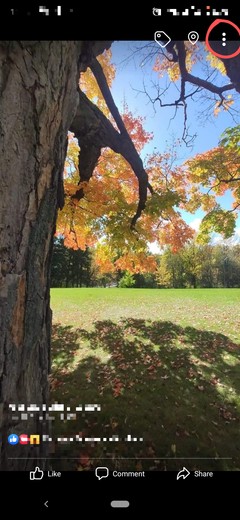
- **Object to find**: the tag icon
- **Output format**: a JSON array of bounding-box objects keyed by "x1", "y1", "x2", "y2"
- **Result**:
[{"x1": 154, "y1": 31, "x2": 171, "y2": 48}]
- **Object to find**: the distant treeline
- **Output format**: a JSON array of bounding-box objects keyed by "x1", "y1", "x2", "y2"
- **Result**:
[
  {"x1": 156, "y1": 242, "x2": 240, "y2": 289},
  {"x1": 51, "y1": 237, "x2": 240, "y2": 288}
]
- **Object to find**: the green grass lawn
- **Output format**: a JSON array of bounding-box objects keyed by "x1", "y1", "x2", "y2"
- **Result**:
[{"x1": 50, "y1": 288, "x2": 240, "y2": 471}]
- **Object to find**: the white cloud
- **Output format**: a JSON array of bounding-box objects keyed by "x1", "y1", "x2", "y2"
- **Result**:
[
  {"x1": 147, "y1": 225, "x2": 240, "y2": 253},
  {"x1": 211, "y1": 230, "x2": 240, "y2": 246},
  {"x1": 148, "y1": 241, "x2": 161, "y2": 254},
  {"x1": 235, "y1": 227, "x2": 240, "y2": 237},
  {"x1": 211, "y1": 234, "x2": 222, "y2": 244},
  {"x1": 189, "y1": 218, "x2": 202, "y2": 232}
]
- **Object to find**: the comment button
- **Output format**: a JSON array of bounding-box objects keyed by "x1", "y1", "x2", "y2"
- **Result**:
[{"x1": 95, "y1": 467, "x2": 109, "y2": 480}]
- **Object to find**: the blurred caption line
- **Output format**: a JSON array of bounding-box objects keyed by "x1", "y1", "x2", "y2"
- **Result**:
[
  {"x1": 8, "y1": 433, "x2": 143, "y2": 444},
  {"x1": 9, "y1": 456, "x2": 232, "y2": 460},
  {"x1": 9, "y1": 403, "x2": 101, "y2": 421}
]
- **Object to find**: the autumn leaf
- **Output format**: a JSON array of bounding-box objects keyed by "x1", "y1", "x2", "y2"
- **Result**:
[
  {"x1": 78, "y1": 452, "x2": 91, "y2": 469},
  {"x1": 112, "y1": 379, "x2": 124, "y2": 397}
]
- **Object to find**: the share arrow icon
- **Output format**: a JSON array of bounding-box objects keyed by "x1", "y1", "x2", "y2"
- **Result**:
[{"x1": 176, "y1": 467, "x2": 190, "y2": 480}]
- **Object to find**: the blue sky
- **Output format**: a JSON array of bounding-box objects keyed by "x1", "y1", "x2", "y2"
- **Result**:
[{"x1": 110, "y1": 41, "x2": 240, "y2": 238}]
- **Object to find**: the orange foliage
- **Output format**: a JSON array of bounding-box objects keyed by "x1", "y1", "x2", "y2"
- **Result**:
[
  {"x1": 153, "y1": 42, "x2": 200, "y2": 81},
  {"x1": 80, "y1": 49, "x2": 115, "y2": 116},
  {"x1": 56, "y1": 51, "x2": 195, "y2": 273},
  {"x1": 158, "y1": 215, "x2": 194, "y2": 253},
  {"x1": 115, "y1": 252, "x2": 157, "y2": 273}
]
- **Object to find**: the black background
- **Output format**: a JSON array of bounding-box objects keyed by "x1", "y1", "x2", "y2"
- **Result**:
[
  {"x1": 1, "y1": 470, "x2": 238, "y2": 513},
  {"x1": 0, "y1": 4, "x2": 239, "y2": 39}
]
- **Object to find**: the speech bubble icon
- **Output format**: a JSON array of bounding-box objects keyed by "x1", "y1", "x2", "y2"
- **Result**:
[{"x1": 95, "y1": 466, "x2": 109, "y2": 480}]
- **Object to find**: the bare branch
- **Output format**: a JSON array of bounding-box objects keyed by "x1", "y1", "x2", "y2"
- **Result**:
[
  {"x1": 70, "y1": 84, "x2": 153, "y2": 229},
  {"x1": 228, "y1": 203, "x2": 240, "y2": 213},
  {"x1": 176, "y1": 42, "x2": 235, "y2": 96},
  {"x1": 134, "y1": 41, "x2": 239, "y2": 139},
  {"x1": 90, "y1": 57, "x2": 155, "y2": 227},
  {"x1": 215, "y1": 177, "x2": 240, "y2": 184}
]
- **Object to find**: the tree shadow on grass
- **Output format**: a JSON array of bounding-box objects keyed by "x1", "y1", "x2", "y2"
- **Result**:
[{"x1": 50, "y1": 319, "x2": 240, "y2": 471}]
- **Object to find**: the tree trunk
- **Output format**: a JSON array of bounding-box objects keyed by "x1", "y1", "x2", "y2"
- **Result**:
[{"x1": 0, "y1": 40, "x2": 109, "y2": 470}]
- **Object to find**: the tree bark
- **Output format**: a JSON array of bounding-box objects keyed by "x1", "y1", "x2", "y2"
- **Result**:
[{"x1": 0, "y1": 40, "x2": 109, "y2": 470}]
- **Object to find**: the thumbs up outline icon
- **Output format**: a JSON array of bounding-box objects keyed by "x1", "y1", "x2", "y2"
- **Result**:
[{"x1": 29, "y1": 467, "x2": 44, "y2": 480}]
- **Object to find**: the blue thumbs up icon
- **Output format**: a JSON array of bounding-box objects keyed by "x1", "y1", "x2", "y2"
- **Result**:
[{"x1": 8, "y1": 433, "x2": 19, "y2": 445}]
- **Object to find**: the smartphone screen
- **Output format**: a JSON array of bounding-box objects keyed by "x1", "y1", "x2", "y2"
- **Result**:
[{"x1": 0, "y1": 3, "x2": 239, "y2": 513}]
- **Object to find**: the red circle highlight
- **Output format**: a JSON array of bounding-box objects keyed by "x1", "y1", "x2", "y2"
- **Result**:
[{"x1": 205, "y1": 19, "x2": 240, "y2": 59}]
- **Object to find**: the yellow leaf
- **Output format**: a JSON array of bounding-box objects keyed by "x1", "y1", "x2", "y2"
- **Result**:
[{"x1": 171, "y1": 444, "x2": 176, "y2": 454}]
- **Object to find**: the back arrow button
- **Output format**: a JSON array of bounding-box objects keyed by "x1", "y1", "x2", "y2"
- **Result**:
[{"x1": 44, "y1": 501, "x2": 48, "y2": 508}]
